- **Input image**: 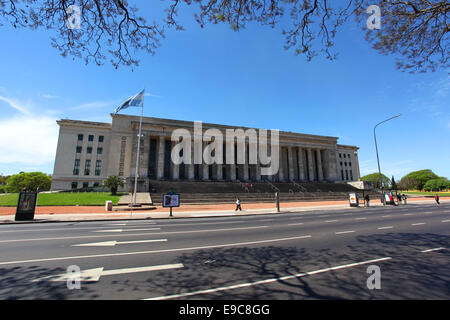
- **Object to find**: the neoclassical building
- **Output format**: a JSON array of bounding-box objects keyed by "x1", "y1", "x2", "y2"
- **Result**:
[{"x1": 51, "y1": 114, "x2": 360, "y2": 191}]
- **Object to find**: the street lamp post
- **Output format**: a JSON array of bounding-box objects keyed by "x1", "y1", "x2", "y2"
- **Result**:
[{"x1": 374, "y1": 114, "x2": 402, "y2": 205}]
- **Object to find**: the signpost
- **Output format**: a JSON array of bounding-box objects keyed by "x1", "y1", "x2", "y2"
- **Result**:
[
  {"x1": 162, "y1": 191, "x2": 180, "y2": 217},
  {"x1": 349, "y1": 193, "x2": 359, "y2": 207},
  {"x1": 15, "y1": 191, "x2": 38, "y2": 221}
]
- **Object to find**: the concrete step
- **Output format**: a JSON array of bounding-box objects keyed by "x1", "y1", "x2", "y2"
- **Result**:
[{"x1": 118, "y1": 193, "x2": 153, "y2": 206}]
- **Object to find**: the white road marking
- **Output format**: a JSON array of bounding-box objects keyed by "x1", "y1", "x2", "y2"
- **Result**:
[
  {"x1": 0, "y1": 234, "x2": 312, "y2": 266},
  {"x1": 423, "y1": 212, "x2": 433, "y2": 214},
  {"x1": 0, "y1": 224, "x2": 154, "y2": 233},
  {"x1": 93, "y1": 228, "x2": 160, "y2": 233},
  {"x1": 355, "y1": 217, "x2": 367, "y2": 220},
  {"x1": 411, "y1": 223, "x2": 426, "y2": 226},
  {"x1": 72, "y1": 239, "x2": 168, "y2": 247},
  {"x1": 381, "y1": 215, "x2": 391, "y2": 218},
  {"x1": 324, "y1": 220, "x2": 339, "y2": 223},
  {"x1": 32, "y1": 263, "x2": 184, "y2": 282},
  {"x1": 377, "y1": 226, "x2": 393, "y2": 230},
  {"x1": 403, "y1": 214, "x2": 413, "y2": 216},
  {"x1": 342, "y1": 213, "x2": 352, "y2": 216},
  {"x1": 318, "y1": 215, "x2": 330, "y2": 218},
  {"x1": 287, "y1": 223, "x2": 304, "y2": 226},
  {"x1": 442, "y1": 220, "x2": 450, "y2": 223},
  {"x1": 145, "y1": 257, "x2": 392, "y2": 300},
  {"x1": 335, "y1": 230, "x2": 355, "y2": 235},
  {"x1": 421, "y1": 247, "x2": 445, "y2": 253},
  {"x1": 0, "y1": 226, "x2": 269, "y2": 244}
]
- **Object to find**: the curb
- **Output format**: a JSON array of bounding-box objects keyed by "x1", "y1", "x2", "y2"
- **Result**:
[{"x1": 0, "y1": 199, "x2": 446, "y2": 225}]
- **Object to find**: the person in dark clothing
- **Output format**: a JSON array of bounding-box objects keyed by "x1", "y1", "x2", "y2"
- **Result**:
[
  {"x1": 235, "y1": 198, "x2": 242, "y2": 211},
  {"x1": 435, "y1": 194, "x2": 440, "y2": 205},
  {"x1": 365, "y1": 194, "x2": 370, "y2": 207}
]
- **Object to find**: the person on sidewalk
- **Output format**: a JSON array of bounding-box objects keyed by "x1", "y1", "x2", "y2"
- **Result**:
[
  {"x1": 435, "y1": 193, "x2": 440, "y2": 205},
  {"x1": 402, "y1": 193, "x2": 407, "y2": 205},
  {"x1": 365, "y1": 194, "x2": 370, "y2": 207},
  {"x1": 235, "y1": 198, "x2": 242, "y2": 211}
]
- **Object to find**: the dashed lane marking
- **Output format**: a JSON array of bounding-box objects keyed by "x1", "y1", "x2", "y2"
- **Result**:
[{"x1": 335, "y1": 230, "x2": 355, "y2": 235}]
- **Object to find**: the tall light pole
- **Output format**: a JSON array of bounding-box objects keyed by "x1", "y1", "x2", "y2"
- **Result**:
[{"x1": 374, "y1": 114, "x2": 402, "y2": 204}]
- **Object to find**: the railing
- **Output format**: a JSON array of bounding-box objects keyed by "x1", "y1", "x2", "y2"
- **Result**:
[
  {"x1": 291, "y1": 181, "x2": 307, "y2": 193},
  {"x1": 264, "y1": 179, "x2": 280, "y2": 192}
]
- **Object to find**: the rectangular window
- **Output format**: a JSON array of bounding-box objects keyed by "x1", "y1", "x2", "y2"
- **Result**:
[
  {"x1": 350, "y1": 170, "x2": 354, "y2": 180},
  {"x1": 71, "y1": 182, "x2": 78, "y2": 189},
  {"x1": 341, "y1": 170, "x2": 344, "y2": 180},
  {"x1": 76, "y1": 146, "x2": 82, "y2": 153},
  {"x1": 88, "y1": 135, "x2": 94, "y2": 142},
  {"x1": 73, "y1": 159, "x2": 80, "y2": 175},
  {"x1": 78, "y1": 134, "x2": 83, "y2": 141},
  {"x1": 93, "y1": 182, "x2": 100, "y2": 187},
  {"x1": 97, "y1": 147, "x2": 103, "y2": 155},
  {"x1": 99, "y1": 135, "x2": 104, "y2": 143},
  {"x1": 95, "y1": 160, "x2": 101, "y2": 176},
  {"x1": 85, "y1": 159, "x2": 91, "y2": 175},
  {"x1": 87, "y1": 147, "x2": 92, "y2": 154},
  {"x1": 83, "y1": 182, "x2": 89, "y2": 189}
]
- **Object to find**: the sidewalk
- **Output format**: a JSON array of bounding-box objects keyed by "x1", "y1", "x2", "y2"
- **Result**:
[{"x1": 0, "y1": 197, "x2": 446, "y2": 224}]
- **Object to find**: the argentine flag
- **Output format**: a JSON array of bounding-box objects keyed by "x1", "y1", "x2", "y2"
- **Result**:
[{"x1": 114, "y1": 88, "x2": 145, "y2": 114}]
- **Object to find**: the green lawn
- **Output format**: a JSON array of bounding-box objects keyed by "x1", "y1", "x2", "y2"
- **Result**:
[
  {"x1": 400, "y1": 191, "x2": 450, "y2": 197},
  {"x1": 0, "y1": 192, "x2": 125, "y2": 207}
]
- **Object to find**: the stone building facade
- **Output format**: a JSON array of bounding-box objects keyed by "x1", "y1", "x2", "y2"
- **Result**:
[{"x1": 51, "y1": 114, "x2": 360, "y2": 191}]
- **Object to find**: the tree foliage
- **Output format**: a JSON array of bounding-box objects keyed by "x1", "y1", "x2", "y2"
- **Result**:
[
  {"x1": 104, "y1": 175, "x2": 125, "y2": 195},
  {"x1": 423, "y1": 178, "x2": 450, "y2": 191},
  {"x1": 6, "y1": 172, "x2": 52, "y2": 193},
  {"x1": 0, "y1": 0, "x2": 447, "y2": 72},
  {"x1": 400, "y1": 169, "x2": 439, "y2": 190},
  {"x1": 361, "y1": 172, "x2": 391, "y2": 189}
]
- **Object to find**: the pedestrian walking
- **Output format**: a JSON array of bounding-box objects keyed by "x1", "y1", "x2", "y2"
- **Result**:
[
  {"x1": 435, "y1": 193, "x2": 440, "y2": 205},
  {"x1": 365, "y1": 194, "x2": 370, "y2": 207},
  {"x1": 397, "y1": 193, "x2": 402, "y2": 205},
  {"x1": 235, "y1": 198, "x2": 242, "y2": 211},
  {"x1": 402, "y1": 193, "x2": 407, "y2": 205}
]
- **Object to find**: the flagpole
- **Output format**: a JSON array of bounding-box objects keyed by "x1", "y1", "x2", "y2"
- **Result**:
[{"x1": 133, "y1": 88, "x2": 144, "y2": 207}]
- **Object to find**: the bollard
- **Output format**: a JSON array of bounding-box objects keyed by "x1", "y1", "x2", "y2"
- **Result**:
[{"x1": 105, "y1": 200, "x2": 113, "y2": 212}]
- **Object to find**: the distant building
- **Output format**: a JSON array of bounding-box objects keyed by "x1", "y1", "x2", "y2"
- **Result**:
[{"x1": 51, "y1": 114, "x2": 360, "y2": 191}]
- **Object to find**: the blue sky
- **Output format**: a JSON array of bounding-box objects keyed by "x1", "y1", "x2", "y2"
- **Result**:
[{"x1": 0, "y1": 1, "x2": 449, "y2": 180}]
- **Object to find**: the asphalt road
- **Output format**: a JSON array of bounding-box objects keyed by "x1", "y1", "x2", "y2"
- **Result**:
[{"x1": 0, "y1": 202, "x2": 449, "y2": 300}]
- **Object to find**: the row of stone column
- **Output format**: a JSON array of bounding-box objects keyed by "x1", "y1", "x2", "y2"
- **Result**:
[{"x1": 137, "y1": 135, "x2": 335, "y2": 182}]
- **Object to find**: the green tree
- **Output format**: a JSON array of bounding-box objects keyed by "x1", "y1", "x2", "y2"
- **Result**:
[
  {"x1": 361, "y1": 173, "x2": 391, "y2": 189},
  {"x1": 104, "y1": 176, "x2": 125, "y2": 195},
  {"x1": 391, "y1": 176, "x2": 398, "y2": 190},
  {"x1": 397, "y1": 177, "x2": 419, "y2": 191},
  {"x1": 423, "y1": 178, "x2": 450, "y2": 192},
  {"x1": 6, "y1": 172, "x2": 52, "y2": 193},
  {"x1": 400, "y1": 169, "x2": 439, "y2": 190},
  {"x1": 0, "y1": 1, "x2": 447, "y2": 72}
]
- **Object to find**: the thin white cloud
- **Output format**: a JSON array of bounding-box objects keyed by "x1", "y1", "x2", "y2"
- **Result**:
[
  {"x1": 41, "y1": 94, "x2": 59, "y2": 99},
  {"x1": 0, "y1": 114, "x2": 58, "y2": 166},
  {"x1": 71, "y1": 100, "x2": 117, "y2": 110},
  {"x1": 144, "y1": 93, "x2": 163, "y2": 98},
  {"x1": 0, "y1": 95, "x2": 33, "y2": 115}
]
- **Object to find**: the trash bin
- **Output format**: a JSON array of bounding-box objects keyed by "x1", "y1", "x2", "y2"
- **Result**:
[{"x1": 105, "y1": 200, "x2": 113, "y2": 212}]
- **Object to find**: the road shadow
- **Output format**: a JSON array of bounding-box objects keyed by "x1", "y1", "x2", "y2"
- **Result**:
[
  {"x1": 1, "y1": 232, "x2": 448, "y2": 299},
  {"x1": 0, "y1": 266, "x2": 100, "y2": 300},
  {"x1": 115, "y1": 232, "x2": 450, "y2": 300}
]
